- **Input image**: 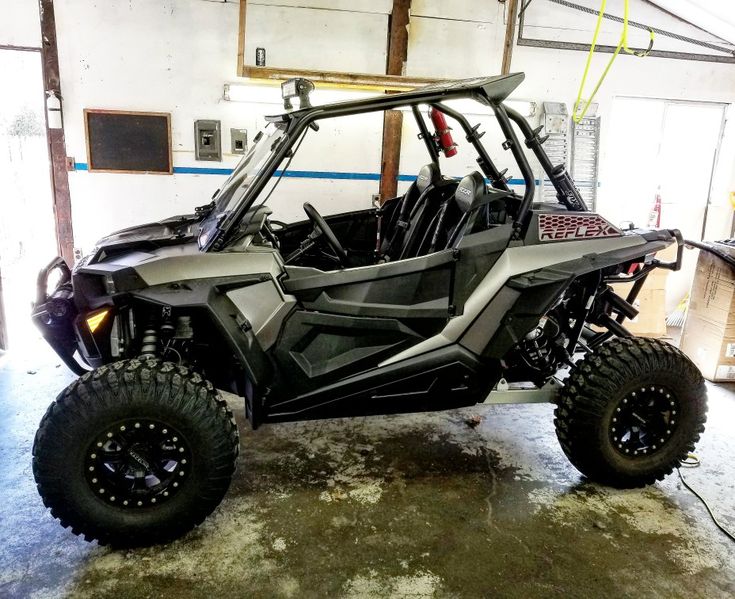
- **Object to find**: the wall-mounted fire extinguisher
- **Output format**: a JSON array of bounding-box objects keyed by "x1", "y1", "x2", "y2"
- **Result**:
[{"x1": 429, "y1": 107, "x2": 457, "y2": 158}]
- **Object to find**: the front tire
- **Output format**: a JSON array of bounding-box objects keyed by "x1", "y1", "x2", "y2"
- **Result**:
[
  {"x1": 32, "y1": 359, "x2": 239, "y2": 547},
  {"x1": 555, "y1": 337, "x2": 707, "y2": 487}
]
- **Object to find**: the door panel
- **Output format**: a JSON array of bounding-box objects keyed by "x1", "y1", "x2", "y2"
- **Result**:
[
  {"x1": 270, "y1": 310, "x2": 424, "y2": 399},
  {"x1": 274, "y1": 248, "x2": 457, "y2": 400}
]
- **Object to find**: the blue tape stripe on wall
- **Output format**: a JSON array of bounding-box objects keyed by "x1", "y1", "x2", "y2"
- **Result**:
[{"x1": 73, "y1": 163, "x2": 540, "y2": 186}]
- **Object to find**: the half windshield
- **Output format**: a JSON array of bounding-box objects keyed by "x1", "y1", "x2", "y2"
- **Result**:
[{"x1": 199, "y1": 122, "x2": 287, "y2": 246}]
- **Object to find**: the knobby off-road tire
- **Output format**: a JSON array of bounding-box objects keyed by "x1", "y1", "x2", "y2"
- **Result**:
[
  {"x1": 32, "y1": 359, "x2": 239, "y2": 547},
  {"x1": 555, "y1": 337, "x2": 707, "y2": 488}
]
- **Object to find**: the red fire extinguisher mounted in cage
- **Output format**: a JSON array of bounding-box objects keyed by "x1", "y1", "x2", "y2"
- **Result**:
[{"x1": 429, "y1": 107, "x2": 458, "y2": 157}]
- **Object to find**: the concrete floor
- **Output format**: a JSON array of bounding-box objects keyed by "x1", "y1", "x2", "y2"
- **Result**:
[{"x1": 1, "y1": 343, "x2": 734, "y2": 599}]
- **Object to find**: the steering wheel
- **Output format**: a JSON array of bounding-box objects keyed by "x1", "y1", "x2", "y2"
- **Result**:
[{"x1": 303, "y1": 202, "x2": 348, "y2": 266}]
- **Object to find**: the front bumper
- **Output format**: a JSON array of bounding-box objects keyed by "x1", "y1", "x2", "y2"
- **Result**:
[{"x1": 31, "y1": 257, "x2": 88, "y2": 375}]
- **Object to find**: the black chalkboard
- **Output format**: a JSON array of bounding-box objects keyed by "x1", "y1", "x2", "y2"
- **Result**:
[{"x1": 84, "y1": 109, "x2": 172, "y2": 174}]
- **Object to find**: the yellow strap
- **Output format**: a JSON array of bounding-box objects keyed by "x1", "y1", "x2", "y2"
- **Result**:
[{"x1": 573, "y1": 0, "x2": 655, "y2": 123}]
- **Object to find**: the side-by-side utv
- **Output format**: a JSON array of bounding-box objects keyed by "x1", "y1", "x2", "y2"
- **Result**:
[{"x1": 31, "y1": 73, "x2": 706, "y2": 547}]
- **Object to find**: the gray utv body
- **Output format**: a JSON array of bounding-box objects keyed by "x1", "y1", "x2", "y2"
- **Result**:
[{"x1": 33, "y1": 72, "x2": 683, "y2": 427}]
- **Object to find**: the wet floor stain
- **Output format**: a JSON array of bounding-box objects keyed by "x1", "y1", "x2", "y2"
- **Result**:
[{"x1": 1, "y1": 350, "x2": 734, "y2": 598}]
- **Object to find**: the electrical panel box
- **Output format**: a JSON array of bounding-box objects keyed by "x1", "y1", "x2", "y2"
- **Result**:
[
  {"x1": 194, "y1": 120, "x2": 221, "y2": 161},
  {"x1": 230, "y1": 128, "x2": 248, "y2": 155}
]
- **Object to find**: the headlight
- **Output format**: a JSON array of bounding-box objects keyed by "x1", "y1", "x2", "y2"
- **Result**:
[{"x1": 86, "y1": 308, "x2": 110, "y2": 333}]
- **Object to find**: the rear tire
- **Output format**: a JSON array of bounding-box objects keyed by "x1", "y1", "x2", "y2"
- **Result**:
[
  {"x1": 554, "y1": 337, "x2": 707, "y2": 487},
  {"x1": 32, "y1": 358, "x2": 239, "y2": 547}
]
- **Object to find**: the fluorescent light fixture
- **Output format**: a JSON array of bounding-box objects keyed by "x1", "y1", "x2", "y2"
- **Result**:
[
  {"x1": 224, "y1": 82, "x2": 536, "y2": 117},
  {"x1": 224, "y1": 82, "x2": 373, "y2": 106}
]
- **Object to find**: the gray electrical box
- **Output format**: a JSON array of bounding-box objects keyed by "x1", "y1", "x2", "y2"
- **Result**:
[
  {"x1": 230, "y1": 128, "x2": 248, "y2": 154},
  {"x1": 194, "y1": 120, "x2": 221, "y2": 161}
]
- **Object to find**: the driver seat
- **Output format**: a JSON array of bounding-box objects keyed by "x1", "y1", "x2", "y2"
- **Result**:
[{"x1": 379, "y1": 163, "x2": 442, "y2": 261}]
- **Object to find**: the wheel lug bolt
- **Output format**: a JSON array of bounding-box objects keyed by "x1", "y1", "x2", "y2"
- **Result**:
[
  {"x1": 97, "y1": 442, "x2": 103, "y2": 447},
  {"x1": 135, "y1": 423, "x2": 141, "y2": 428},
  {"x1": 172, "y1": 437, "x2": 178, "y2": 442},
  {"x1": 660, "y1": 438, "x2": 665, "y2": 443},
  {"x1": 181, "y1": 459, "x2": 187, "y2": 464},
  {"x1": 179, "y1": 471, "x2": 185, "y2": 476},
  {"x1": 151, "y1": 498, "x2": 157, "y2": 504},
  {"x1": 164, "y1": 491, "x2": 169, "y2": 497},
  {"x1": 149, "y1": 424, "x2": 155, "y2": 430},
  {"x1": 179, "y1": 447, "x2": 184, "y2": 453},
  {"x1": 137, "y1": 501, "x2": 143, "y2": 506},
  {"x1": 162, "y1": 429, "x2": 168, "y2": 434},
  {"x1": 90, "y1": 453, "x2": 96, "y2": 459},
  {"x1": 110, "y1": 496, "x2": 115, "y2": 502},
  {"x1": 89, "y1": 466, "x2": 94, "y2": 471},
  {"x1": 120, "y1": 425, "x2": 126, "y2": 431},
  {"x1": 99, "y1": 488, "x2": 105, "y2": 494},
  {"x1": 92, "y1": 478, "x2": 97, "y2": 483},
  {"x1": 123, "y1": 500, "x2": 129, "y2": 506},
  {"x1": 173, "y1": 482, "x2": 179, "y2": 487},
  {"x1": 107, "y1": 432, "x2": 113, "y2": 438}
]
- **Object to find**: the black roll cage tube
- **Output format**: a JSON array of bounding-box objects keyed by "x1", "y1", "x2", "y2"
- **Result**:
[
  {"x1": 411, "y1": 105, "x2": 440, "y2": 165},
  {"x1": 209, "y1": 89, "x2": 585, "y2": 251},
  {"x1": 426, "y1": 102, "x2": 510, "y2": 194}
]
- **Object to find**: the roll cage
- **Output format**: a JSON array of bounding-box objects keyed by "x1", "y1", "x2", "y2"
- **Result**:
[{"x1": 201, "y1": 72, "x2": 588, "y2": 252}]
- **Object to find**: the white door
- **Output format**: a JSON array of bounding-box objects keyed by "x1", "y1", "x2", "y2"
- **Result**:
[
  {"x1": 603, "y1": 97, "x2": 726, "y2": 313},
  {"x1": 0, "y1": 49, "x2": 58, "y2": 350}
]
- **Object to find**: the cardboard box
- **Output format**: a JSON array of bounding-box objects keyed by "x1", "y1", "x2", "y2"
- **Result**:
[
  {"x1": 613, "y1": 286, "x2": 668, "y2": 337},
  {"x1": 680, "y1": 243, "x2": 735, "y2": 382}
]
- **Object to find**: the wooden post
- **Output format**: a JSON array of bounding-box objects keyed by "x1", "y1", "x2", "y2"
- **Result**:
[
  {"x1": 40, "y1": 0, "x2": 75, "y2": 265},
  {"x1": 237, "y1": 0, "x2": 247, "y2": 76},
  {"x1": 379, "y1": 0, "x2": 411, "y2": 202},
  {"x1": 501, "y1": 0, "x2": 519, "y2": 75}
]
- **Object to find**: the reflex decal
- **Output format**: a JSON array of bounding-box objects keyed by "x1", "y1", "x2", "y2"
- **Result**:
[{"x1": 538, "y1": 213, "x2": 621, "y2": 242}]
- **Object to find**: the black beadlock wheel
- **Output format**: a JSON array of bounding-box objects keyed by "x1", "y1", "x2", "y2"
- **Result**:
[
  {"x1": 32, "y1": 359, "x2": 239, "y2": 547},
  {"x1": 554, "y1": 337, "x2": 707, "y2": 488}
]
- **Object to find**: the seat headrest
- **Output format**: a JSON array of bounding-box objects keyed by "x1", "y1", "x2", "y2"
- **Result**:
[
  {"x1": 416, "y1": 163, "x2": 441, "y2": 193},
  {"x1": 454, "y1": 172, "x2": 486, "y2": 213}
]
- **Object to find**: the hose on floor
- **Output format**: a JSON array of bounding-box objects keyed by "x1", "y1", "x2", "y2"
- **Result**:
[{"x1": 677, "y1": 454, "x2": 735, "y2": 543}]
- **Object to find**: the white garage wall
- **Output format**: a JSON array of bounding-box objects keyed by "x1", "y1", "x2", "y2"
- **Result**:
[
  {"x1": 46, "y1": 0, "x2": 735, "y2": 253},
  {"x1": 0, "y1": 0, "x2": 40, "y2": 47}
]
